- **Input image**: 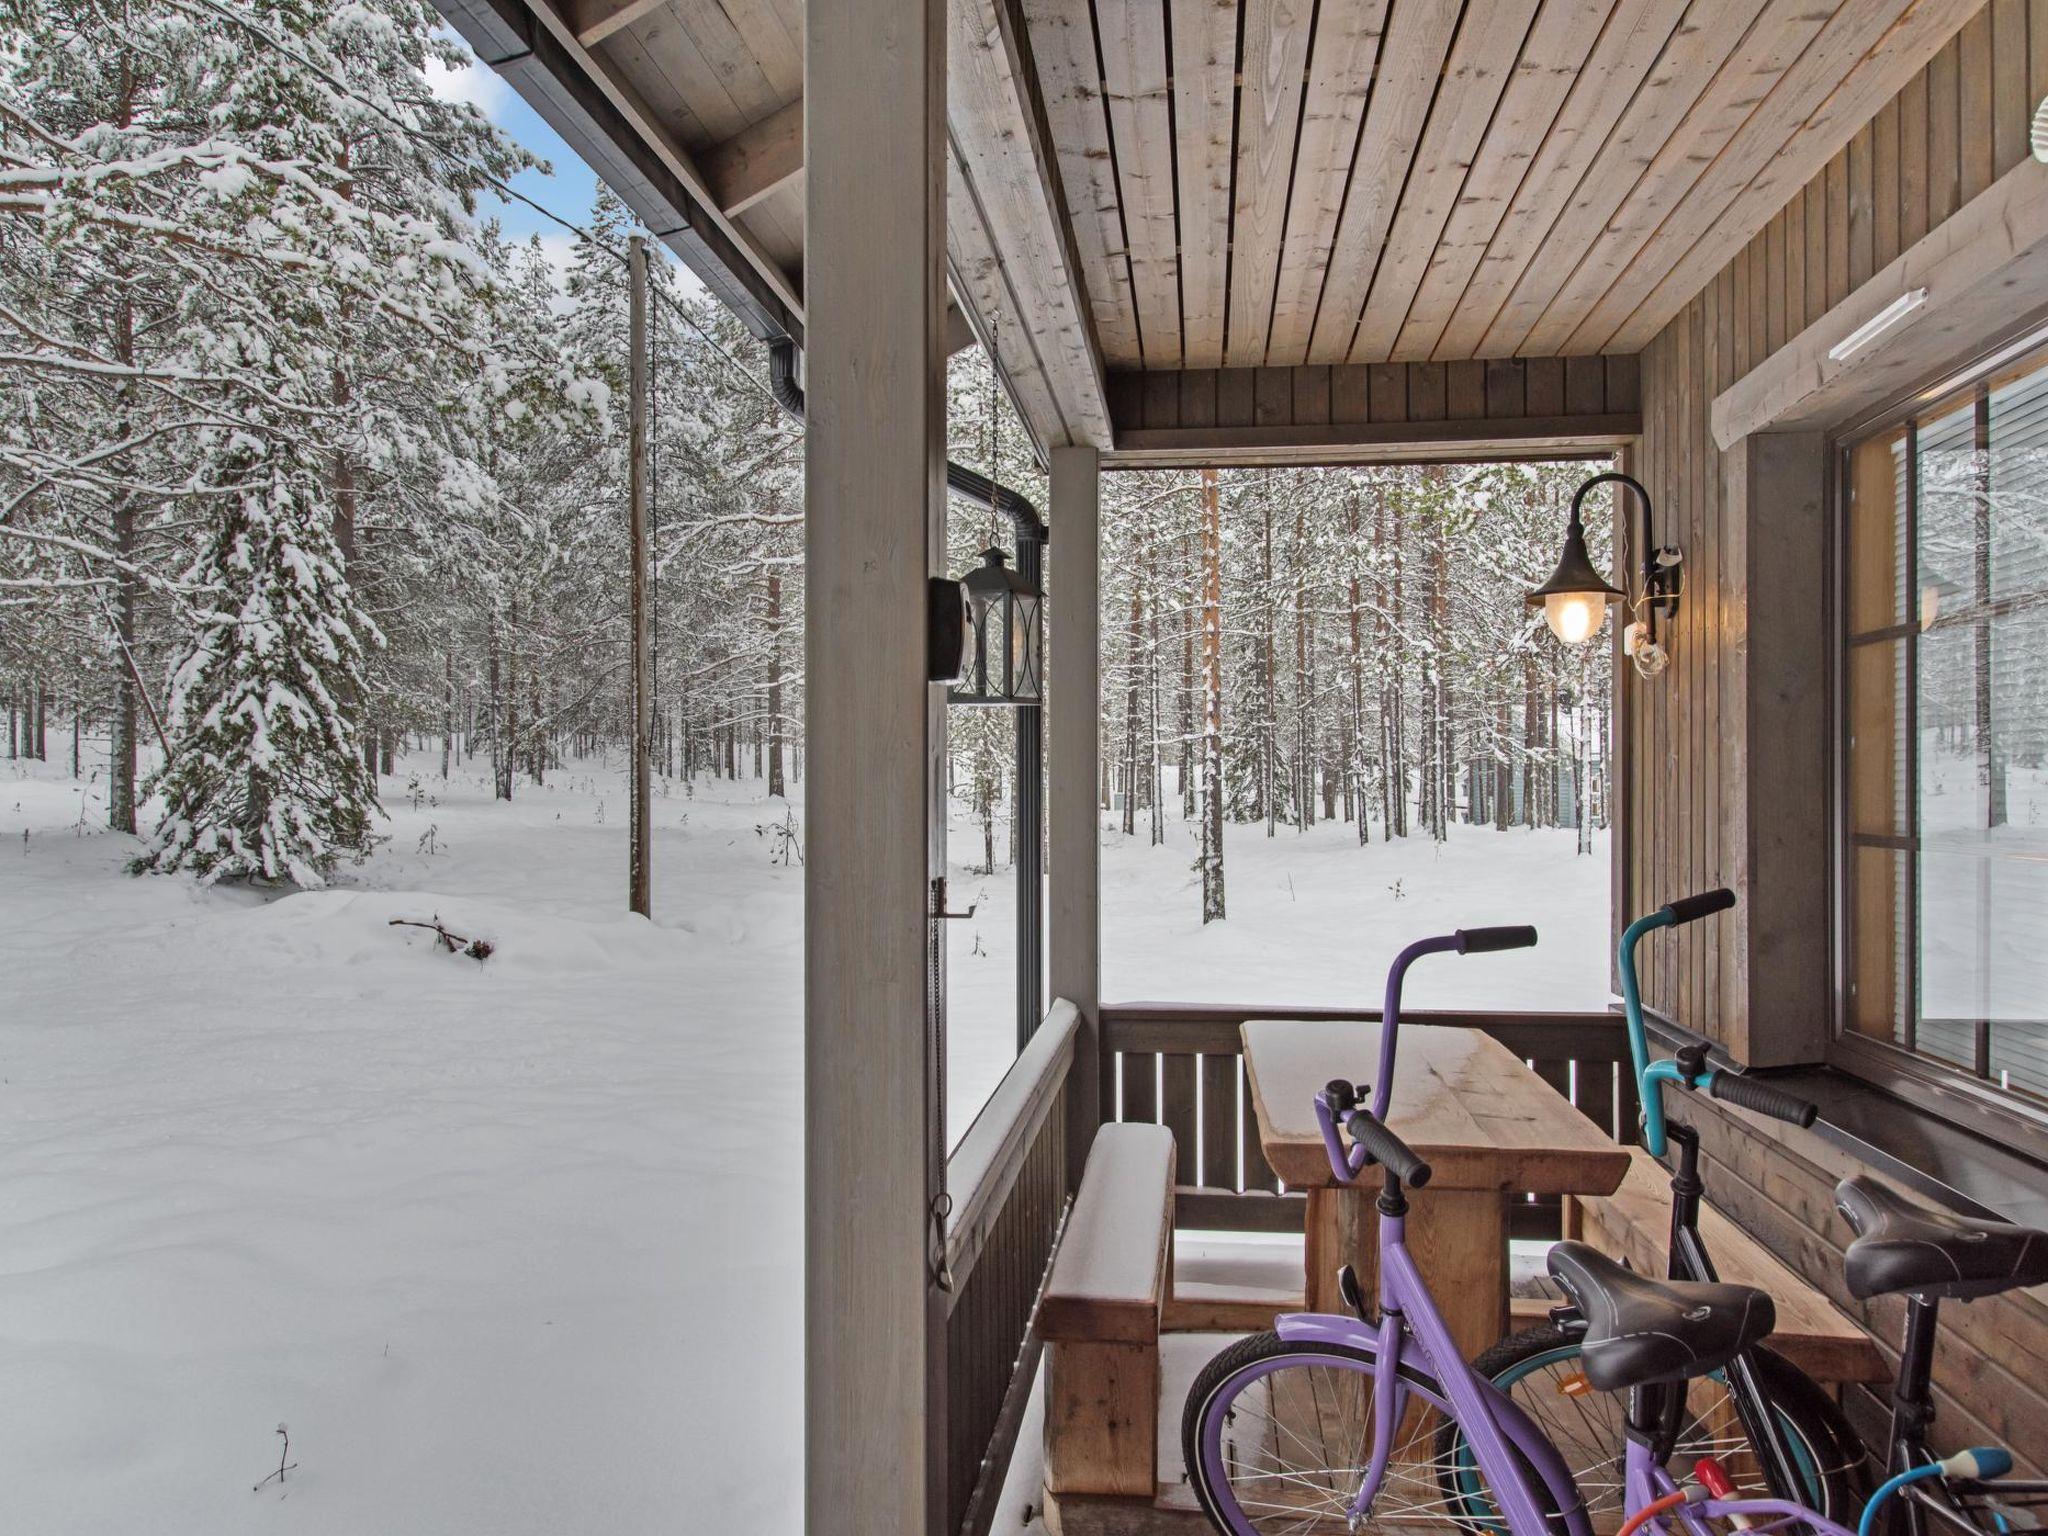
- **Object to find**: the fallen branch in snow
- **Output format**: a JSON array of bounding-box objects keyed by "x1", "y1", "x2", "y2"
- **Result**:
[
  {"x1": 388, "y1": 916, "x2": 493, "y2": 961},
  {"x1": 252, "y1": 1423, "x2": 297, "y2": 1492}
]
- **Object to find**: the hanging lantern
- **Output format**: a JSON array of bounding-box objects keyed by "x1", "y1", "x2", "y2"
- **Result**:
[
  {"x1": 950, "y1": 545, "x2": 1043, "y2": 705},
  {"x1": 1526, "y1": 501, "x2": 1625, "y2": 645}
]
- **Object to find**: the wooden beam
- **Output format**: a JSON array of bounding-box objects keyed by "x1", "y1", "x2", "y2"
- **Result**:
[
  {"x1": 566, "y1": 0, "x2": 665, "y2": 47},
  {"x1": 948, "y1": 0, "x2": 1114, "y2": 447},
  {"x1": 518, "y1": 0, "x2": 804, "y2": 321},
  {"x1": 701, "y1": 97, "x2": 803, "y2": 217},
  {"x1": 803, "y1": 0, "x2": 946, "y2": 1528},
  {"x1": 1049, "y1": 445, "x2": 1102, "y2": 1188},
  {"x1": 1712, "y1": 157, "x2": 2048, "y2": 447},
  {"x1": 1106, "y1": 412, "x2": 1640, "y2": 470}
]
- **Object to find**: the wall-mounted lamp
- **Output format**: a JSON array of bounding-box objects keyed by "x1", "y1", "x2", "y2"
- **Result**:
[
  {"x1": 1526, "y1": 471, "x2": 1684, "y2": 678},
  {"x1": 940, "y1": 545, "x2": 1043, "y2": 705},
  {"x1": 2031, "y1": 93, "x2": 2048, "y2": 162}
]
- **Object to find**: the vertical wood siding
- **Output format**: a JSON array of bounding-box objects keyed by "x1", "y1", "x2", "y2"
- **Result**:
[
  {"x1": 1628, "y1": 0, "x2": 2048, "y2": 1469},
  {"x1": 1625, "y1": 0, "x2": 2048, "y2": 1050}
]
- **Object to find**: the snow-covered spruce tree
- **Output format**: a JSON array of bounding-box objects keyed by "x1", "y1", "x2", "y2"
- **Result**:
[{"x1": 138, "y1": 436, "x2": 380, "y2": 885}]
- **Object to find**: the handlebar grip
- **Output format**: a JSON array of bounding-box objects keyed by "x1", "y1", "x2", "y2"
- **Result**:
[
  {"x1": 1709, "y1": 1070, "x2": 1818, "y2": 1128},
  {"x1": 1663, "y1": 888, "x2": 1735, "y2": 926},
  {"x1": 1346, "y1": 1110, "x2": 1433, "y2": 1188},
  {"x1": 1456, "y1": 925, "x2": 1538, "y2": 954}
]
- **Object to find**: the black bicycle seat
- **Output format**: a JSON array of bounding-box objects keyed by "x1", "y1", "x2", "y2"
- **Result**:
[
  {"x1": 1836, "y1": 1176, "x2": 2048, "y2": 1302},
  {"x1": 1546, "y1": 1241, "x2": 1776, "y2": 1392}
]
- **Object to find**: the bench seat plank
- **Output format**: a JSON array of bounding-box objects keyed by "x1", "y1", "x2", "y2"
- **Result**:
[
  {"x1": 1041, "y1": 1123, "x2": 1176, "y2": 1345},
  {"x1": 1574, "y1": 1146, "x2": 1888, "y2": 1384}
]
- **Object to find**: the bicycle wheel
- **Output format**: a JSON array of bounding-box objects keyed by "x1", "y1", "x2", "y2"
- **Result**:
[
  {"x1": 1441, "y1": 1323, "x2": 1866, "y2": 1529},
  {"x1": 1183, "y1": 1331, "x2": 1572, "y2": 1536}
]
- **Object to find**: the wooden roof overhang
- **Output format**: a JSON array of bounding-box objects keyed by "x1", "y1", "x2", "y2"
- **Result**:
[{"x1": 437, "y1": 0, "x2": 1982, "y2": 468}]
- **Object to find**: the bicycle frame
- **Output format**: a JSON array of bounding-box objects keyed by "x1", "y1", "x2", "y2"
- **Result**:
[
  {"x1": 1271, "y1": 1185, "x2": 1593, "y2": 1536},
  {"x1": 1877, "y1": 1296, "x2": 2048, "y2": 1536},
  {"x1": 1624, "y1": 1433, "x2": 1859, "y2": 1536},
  {"x1": 1617, "y1": 907, "x2": 1828, "y2": 1507}
]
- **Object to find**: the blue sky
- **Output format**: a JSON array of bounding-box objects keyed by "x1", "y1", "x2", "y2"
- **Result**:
[{"x1": 426, "y1": 32, "x2": 704, "y2": 298}]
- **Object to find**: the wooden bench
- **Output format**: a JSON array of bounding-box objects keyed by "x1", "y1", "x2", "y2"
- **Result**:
[
  {"x1": 1041, "y1": 1122, "x2": 1176, "y2": 1503},
  {"x1": 1569, "y1": 1146, "x2": 1888, "y2": 1386}
]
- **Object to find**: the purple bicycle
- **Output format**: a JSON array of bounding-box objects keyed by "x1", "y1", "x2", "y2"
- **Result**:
[{"x1": 1181, "y1": 928, "x2": 1875, "y2": 1536}]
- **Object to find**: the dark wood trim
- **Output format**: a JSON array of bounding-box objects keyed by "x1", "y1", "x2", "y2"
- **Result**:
[
  {"x1": 1101, "y1": 1003, "x2": 1629, "y2": 1063},
  {"x1": 1105, "y1": 414, "x2": 1641, "y2": 469},
  {"x1": 1175, "y1": 1188, "x2": 1307, "y2": 1232}
]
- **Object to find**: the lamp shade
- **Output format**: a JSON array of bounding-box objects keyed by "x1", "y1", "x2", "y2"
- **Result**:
[{"x1": 1525, "y1": 515, "x2": 1623, "y2": 645}]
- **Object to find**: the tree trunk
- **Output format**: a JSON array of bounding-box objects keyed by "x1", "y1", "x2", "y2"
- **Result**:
[
  {"x1": 1199, "y1": 469, "x2": 1226, "y2": 924},
  {"x1": 766, "y1": 571, "x2": 786, "y2": 797}
]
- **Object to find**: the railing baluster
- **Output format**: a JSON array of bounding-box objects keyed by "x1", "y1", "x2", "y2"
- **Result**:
[
  {"x1": 1201, "y1": 1053, "x2": 1237, "y2": 1190},
  {"x1": 1240, "y1": 1056, "x2": 1279, "y2": 1193},
  {"x1": 1120, "y1": 1050, "x2": 1158, "y2": 1124},
  {"x1": 1162, "y1": 1054, "x2": 1198, "y2": 1185}
]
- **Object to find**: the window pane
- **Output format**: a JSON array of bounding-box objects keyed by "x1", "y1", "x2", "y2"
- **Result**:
[
  {"x1": 1847, "y1": 429, "x2": 1908, "y2": 634},
  {"x1": 1847, "y1": 845, "x2": 1909, "y2": 1045},
  {"x1": 1988, "y1": 365, "x2": 2048, "y2": 605},
  {"x1": 1846, "y1": 639, "x2": 1907, "y2": 836},
  {"x1": 1920, "y1": 607, "x2": 2048, "y2": 1096}
]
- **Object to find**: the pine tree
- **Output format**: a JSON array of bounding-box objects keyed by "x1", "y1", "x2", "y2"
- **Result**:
[{"x1": 137, "y1": 446, "x2": 380, "y2": 885}]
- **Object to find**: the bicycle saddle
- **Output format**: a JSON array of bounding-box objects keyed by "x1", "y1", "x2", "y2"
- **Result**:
[
  {"x1": 1836, "y1": 1176, "x2": 2048, "y2": 1301},
  {"x1": 1546, "y1": 1241, "x2": 1776, "y2": 1392}
]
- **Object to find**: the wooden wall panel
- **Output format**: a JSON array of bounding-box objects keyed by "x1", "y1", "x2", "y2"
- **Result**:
[{"x1": 1627, "y1": 0, "x2": 2040, "y2": 1060}]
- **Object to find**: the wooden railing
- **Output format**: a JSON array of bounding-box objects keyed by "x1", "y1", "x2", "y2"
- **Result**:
[
  {"x1": 938, "y1": 1000, "x2": 1077, "y2": 1536},
  {"x1": 1099, "y1": 1003, "x2": 1638, "y2": 1238}
]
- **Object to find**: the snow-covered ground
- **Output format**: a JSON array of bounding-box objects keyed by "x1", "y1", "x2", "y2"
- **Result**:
[{"x1": 0, "y1": 739, "x2": 1610, "y2": 1534}]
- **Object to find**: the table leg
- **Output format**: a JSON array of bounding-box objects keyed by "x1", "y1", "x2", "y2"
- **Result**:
[{"x1": 1304, "y1": 1185, "x2": 1509, "y2": 1363}]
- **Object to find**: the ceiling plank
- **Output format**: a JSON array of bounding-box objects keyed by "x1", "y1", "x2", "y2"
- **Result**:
[
  {"x1": 1426, "y1": 0, "x2": 1690, "y2": 360},
  {"x1": 1349, "y1": 0, "x2": 1540, "y2": 363},
  {"x1": 1169, "y1": 0, "x2": 1238, "y2": 368},
  {"x1": 1303, "y1": 0, "x2": 1463, "y2": 363},
  {"x1": 1021, "y1": 0, "x2": 1142, "y2": 367},
  {"x1": 1474, "y1": 0, "x2": 1773, "y2": 357},
  {"x1": 1263, "y1": 0, "x2": 1390, "y2": 367},
  {"x1": 703, "y1": 96, "x2": 803, "y2": 215},
  {"x1": 1597, "y1": 0, "x2": 1980, "y2": 354},
  {"x1": 570, "y1": 0, "x2": 667, "y2": 47},
  {"x1": 527, "y1": 0, "x2": 805, "y2": 318},
  {"x1": 949, "y1": 0, "x2": 1115, "y2": 446},
  {"x1": 1389, "y1": 0, "x2": 1610, "y2": 361},
  {"x1": 1097, "y1": 0, "x2": 1184, "y2": 367},
  {"x1": 1518, "y1": 0, "x2": 1845, "y2": 355},
  {"x1": 1226, "y1": 0, "x2": 1317, "y2": 367},
  {"x1": 948, "y1": 150, "x2": 1069, "y2": 447}
]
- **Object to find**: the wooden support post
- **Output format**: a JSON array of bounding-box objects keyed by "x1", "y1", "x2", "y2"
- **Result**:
[
  {"x1": 1050, "y1": 445, "x2": 1102, "y2": 1189},
  {"x1": 627, "y1": 235, "x2": 652, "y2": 919},
  {"x1": 803, "y1": 0, "x2": 947, "y2": 1527},
  {"x1": 1722, "y1": 431, "x2": 1829, "y2": 1067}
]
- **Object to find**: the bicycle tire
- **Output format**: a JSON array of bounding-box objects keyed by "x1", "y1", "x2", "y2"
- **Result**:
[
  {"x1": 1183, "y1": 1330, "x2": 1577, "y2": 1536},
  {"x1": 1441, "y1": 1321, "x2": 1866, "y2": 1526}
]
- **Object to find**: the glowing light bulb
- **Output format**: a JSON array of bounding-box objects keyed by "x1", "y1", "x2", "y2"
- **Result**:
[{"x1": 1544, "y1": 590, "x2": 1606, "y2": 645}]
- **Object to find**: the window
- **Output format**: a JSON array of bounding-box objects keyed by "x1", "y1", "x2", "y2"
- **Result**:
[{"x1": 1840, "y1": 347, "x2": 2048, "y2": 1104}]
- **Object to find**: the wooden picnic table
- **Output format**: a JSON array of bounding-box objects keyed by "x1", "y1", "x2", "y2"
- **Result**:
[{"x1": 1243, "y1": 1019, "x2": 1632, "y2": 1363}]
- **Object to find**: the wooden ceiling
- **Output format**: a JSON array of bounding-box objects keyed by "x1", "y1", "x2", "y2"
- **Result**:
[
  {"x1": 460, "y1": 0, "x2": 1979, "y2": 451},
  {"x1": 1038, "y1": 0, "x2": 1976, "y2": 370}
]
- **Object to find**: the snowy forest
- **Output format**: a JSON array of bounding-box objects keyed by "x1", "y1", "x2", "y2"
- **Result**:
[{"x1": 0, "y1": 0, "x2": 1613, "y2": 911}]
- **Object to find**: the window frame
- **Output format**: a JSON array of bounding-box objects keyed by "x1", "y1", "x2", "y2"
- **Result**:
[{"x1": 1829, "y1": 337, "x2": 2048, "y2": 1153}]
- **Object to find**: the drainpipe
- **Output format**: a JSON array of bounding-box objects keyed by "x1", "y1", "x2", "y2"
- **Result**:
[{"x1": 769, "y1": 337, "x2": 1046, "y2": 1046}]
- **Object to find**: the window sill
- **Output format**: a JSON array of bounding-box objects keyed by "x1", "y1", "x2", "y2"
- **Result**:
[{"x1": 1645, "y1": 1016, "x2": 2048, "y2": 1229}]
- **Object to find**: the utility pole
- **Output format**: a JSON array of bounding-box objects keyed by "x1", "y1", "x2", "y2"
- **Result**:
[{"x1": 628, "y1": 235, "x2": 653, "y2": 917}]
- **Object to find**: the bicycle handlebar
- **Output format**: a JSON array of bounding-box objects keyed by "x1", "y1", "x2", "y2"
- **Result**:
[
  {"x1": 1663, "y1": 887, "x2": 1735, "y2": 926},
  {"x1": 1708, "y1": 1069, "x2": 1818, "y2": 1128},
  {"x1": 1346, "y1": 1109, "x2": 1432, "y2": 1188},
  {"x1": 1456, "y1": 925, "x2": 1539, "y2": 954},
  {"x1": 1372, "y1": 927, "x2": 1539, "y2": 1122}
]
